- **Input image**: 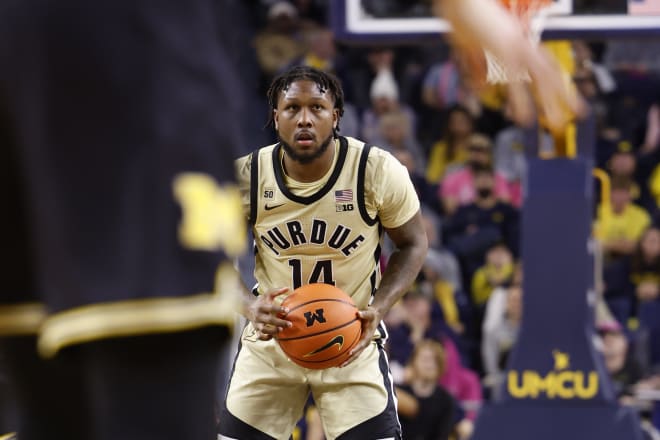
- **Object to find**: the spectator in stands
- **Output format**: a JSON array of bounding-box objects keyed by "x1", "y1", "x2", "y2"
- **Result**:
[
  {"x1": 607, "y1": 141, "x2": 637, "y2": 180},
  {"x1": 387, "y1": 286, "x2": 454, "y2": 366},
  {"x1": 398, "y1": 340, "x2": 459, "y2": 440},
  {"x1": 630, "y1": 226, "x2": 660, "y2": 306},
  {"x1": 375, "y1": 110, "x2": 426, "y2": 172},
  {"x1": 482, "y1": 282, "x2": 523, "y2": 396},
  {"x1": 637, "y1": 103, "x2": 660, "y2": 212},
  {"x1": 443, "y1": 166, "x2": 519, "y2": 283},
  {"x1": 649, "y1": 164, "x2": 660, "y2": 213},
  {"x1": 422, "y1": 249, "x2": 467, "y2": 336},
  {"x1": 494, "y1": 98, "x2": 554, "y2": 208},
  {"x1": 595, "y1": 178, "x2": 652, "y2": 262},
  {"x1": 598, "y1": 320, "x2": 644, "y2": 400},
  {"x1": 394, "y1": 150, "x2": 441, "y2": 215},
  {"x1": 573, "y1": 40, "x2": 617, "y2": 96},
  {"x1": 471, "y1": 243, "x2": 515, "y2": 308},
  {"x1": 386, "y1": 286, "x2": 483, "y2": 421},
  {"x1": 420, "y1": 49, "x2": 507, "y2": 138},
  {"x1": 361, "y1": 68, "x2": 416, "y2": 145},
  {"x1": 421, "y1": 50, "x2": 481, "y2": 115},
  {"x1": 253, "y1": 2, "x2": 306, "y2": 85},
  {"x1": 426, "y1": 105, "x2": 475, "y2": 184},
  {"x1": 641, "y1": 102, "x2": 660, "y2": 154},
  {"x1": 440, "y1": 134, "x2": 512, "y2": 215}
]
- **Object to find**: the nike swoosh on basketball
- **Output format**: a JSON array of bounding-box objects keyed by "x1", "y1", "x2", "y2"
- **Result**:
[
  {"x1": 265, "y1": 203, "x2": 285, "y2": 210},
  {"x1": 304, "y1": 335, "x2": 344, "y2": 357}
]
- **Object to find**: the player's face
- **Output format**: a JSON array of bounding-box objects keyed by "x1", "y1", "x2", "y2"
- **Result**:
[{"x1": 274, "y1": 80, "x2": 339, "y2": 164}]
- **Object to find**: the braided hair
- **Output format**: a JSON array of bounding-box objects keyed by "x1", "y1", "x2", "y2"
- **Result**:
[{"x1": 266, "y1": 66, "x2": 345, "y2": 136}]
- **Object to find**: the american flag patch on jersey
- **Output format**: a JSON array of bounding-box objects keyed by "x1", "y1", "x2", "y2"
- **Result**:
[{"x1": 335, "y1": 189, "x2": 353, "y2": 202}]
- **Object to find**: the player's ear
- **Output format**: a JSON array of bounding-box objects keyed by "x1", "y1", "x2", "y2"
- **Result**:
[
  {"x1": 273, "y1": 109, "x2": 279, "y2": 130},
  {"x1": 332, "y1": 108, "x2": 339, "y2": 130}
]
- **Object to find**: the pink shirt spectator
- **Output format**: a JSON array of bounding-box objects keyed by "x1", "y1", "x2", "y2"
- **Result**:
[
  {"x1": 440, "y1": 167, "x2": 512, "y2": 206},
  {"x1": 439, "y1": 337, "x2": 483, "y2": 420}
]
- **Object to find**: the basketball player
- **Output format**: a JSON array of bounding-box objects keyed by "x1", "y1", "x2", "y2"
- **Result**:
[
  {"x1": 218, "y1": 66, "x2": 429, "y2": 440},
  {"x1": 0, "y1": 1, "x2": 246, "y2": 439}
]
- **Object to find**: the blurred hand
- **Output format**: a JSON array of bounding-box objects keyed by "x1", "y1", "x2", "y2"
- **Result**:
[{"x1": 244, "y1": 287, "x2": 292, "y2": 340}]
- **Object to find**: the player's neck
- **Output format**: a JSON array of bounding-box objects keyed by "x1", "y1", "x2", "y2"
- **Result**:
[{"x1": 282, "y1": 140, "x2": 336, "y2": 183}]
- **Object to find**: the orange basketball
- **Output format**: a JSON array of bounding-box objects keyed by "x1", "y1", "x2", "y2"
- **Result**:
[{"x1": 277, "y1": 283, "x2": 362, "y2": 369}]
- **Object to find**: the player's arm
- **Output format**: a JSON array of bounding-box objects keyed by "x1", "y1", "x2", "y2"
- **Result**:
[
  {"x1": 438, "y1": 0, "x2": 582, "y2": 134},
  {"x1": 341, "y1": 211, "x2": 428, "y2": 366},
  {"x1": 371, "y1": 211, "x2": 428, "y2": 319}
]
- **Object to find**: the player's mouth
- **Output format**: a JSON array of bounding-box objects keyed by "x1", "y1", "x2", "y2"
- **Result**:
[{"x1": 295, "y1": 131, "x2": 315, "y2": 147}]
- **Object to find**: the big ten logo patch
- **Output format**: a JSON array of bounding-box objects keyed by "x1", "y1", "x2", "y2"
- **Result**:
[
  {"x1": 335, "y1": 189, "x2": 354, "y2": 212},
  {"x1": 507, "y1": 350, "x2": 599, "y2": 399}
]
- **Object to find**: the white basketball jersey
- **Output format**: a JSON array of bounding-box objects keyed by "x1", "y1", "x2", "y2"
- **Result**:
[{"x1": 235, "y1": 136, "x2": 419, "y2": 309}]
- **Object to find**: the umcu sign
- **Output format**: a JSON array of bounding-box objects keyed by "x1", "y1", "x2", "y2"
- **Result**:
[{"x1": 507, "y1": 350, "x2": 599, "y2": 399}]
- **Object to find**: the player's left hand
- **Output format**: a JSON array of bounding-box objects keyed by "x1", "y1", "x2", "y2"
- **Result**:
[{"x1": 340, "y1": 306, "x2": 382, "y2": 367}]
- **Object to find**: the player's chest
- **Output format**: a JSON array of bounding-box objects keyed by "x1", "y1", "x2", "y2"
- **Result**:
[{"x1": 254, "y1": 201, "x2": 371, "y2": 258}]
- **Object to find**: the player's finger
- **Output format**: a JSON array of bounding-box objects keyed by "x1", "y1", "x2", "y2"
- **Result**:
[
  {"x1": 256, "y1": 323, "x2": 278, "y2": 339},
  {"x1": 266, "y1": 287, "x2": 289, "y2": 301},
  {"x1": 340, "y1": 337, "x2": 369, "y2": 367},
  {"x1": 357, "y1": 309, "x2": 377, "y2": 321},
  {"x1": 261, "y1": 314, "x2": 292, "y2": 330},
  {"x1": 257, "y1": 329, "x2": 273, "y2": 341}
]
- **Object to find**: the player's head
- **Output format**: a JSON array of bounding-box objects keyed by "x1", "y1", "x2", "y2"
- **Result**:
[{"x1": 267, "y1": 66, "x2": 345, "y2": 164}]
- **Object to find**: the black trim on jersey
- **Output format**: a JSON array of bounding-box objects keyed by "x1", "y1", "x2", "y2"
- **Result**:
[
  {"x1": 249, "y1": 150, "x2": 259, "y2": 226},
  {"x1": 357, "y1": 144, "x2": 378, "y2": 226},
  {"x1": 272, "y1": 136, "x2": 348, "y2": 205},
  {"x1": 336, "y1": 344, "x2": 401, "y2": 440}
]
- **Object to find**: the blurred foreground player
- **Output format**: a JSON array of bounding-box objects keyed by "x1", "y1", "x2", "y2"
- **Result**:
[{"x1": 0, "y1": 1, "x2": 246, "y2": 439}]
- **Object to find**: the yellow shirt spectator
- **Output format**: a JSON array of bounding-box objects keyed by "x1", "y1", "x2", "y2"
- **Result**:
[
  {"x1": 650, "y1": 163, "x2": 660, "y2": 207},
  {"x1": 425, "y1": 140, "x2": 469, "y2": 183},
  {"x1": 594, "y1": 203, "x2": 651, "y2": 243},
  {"x1": 471, "y1": 261, "x2": 514, "y2": 307},
  {"x1": 432, "y1": 279, "x2": 463, "y2": 334}
]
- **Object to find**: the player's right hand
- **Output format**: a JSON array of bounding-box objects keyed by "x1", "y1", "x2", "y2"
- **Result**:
[{"x1": 245, "y1": 287, "x2": 292, "y2": 340}]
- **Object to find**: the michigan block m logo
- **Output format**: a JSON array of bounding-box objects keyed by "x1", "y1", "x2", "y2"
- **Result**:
[{"x1": 304, "y1": 309, "x2": 326, "y2": 327}]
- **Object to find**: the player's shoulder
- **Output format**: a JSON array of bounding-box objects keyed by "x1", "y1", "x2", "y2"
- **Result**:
[
  {"x1": 343, "y1": 136, "x2": 396, "y2": 167},
  {"x1": 234, "y1": 143, "x2": 278, "y2": 184},
  {"x1": 235, "y1": 143, "x2": 278, "y2": 171},
  {"x1": 235, "y1": 143, "x2": 277, "y2": 165}
]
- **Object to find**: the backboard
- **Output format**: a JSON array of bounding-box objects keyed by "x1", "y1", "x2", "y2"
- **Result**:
[{"x1": 330, "y1": 0, "x2": 660, "y2": 42}]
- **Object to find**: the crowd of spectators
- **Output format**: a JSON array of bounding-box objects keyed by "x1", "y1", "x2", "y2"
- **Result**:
[{"x1": 245, "y1": 1, "x2": 660, "y2": 438}]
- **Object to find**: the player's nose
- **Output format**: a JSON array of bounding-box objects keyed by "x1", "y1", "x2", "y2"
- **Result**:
[{"x1": 297, "y1": 107, "x2": 313, "y2": 127}]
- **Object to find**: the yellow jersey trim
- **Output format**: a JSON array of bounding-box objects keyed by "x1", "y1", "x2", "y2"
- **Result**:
[
  {"x1": 38, "y1": 263, "x2": 242, "y2": 358},
  {"x1": 0, "y1": 303, "x2": 46, "y2": 336},
  {"x1": 0, "y1": 433, "x2": 17, "y2": 440}
]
